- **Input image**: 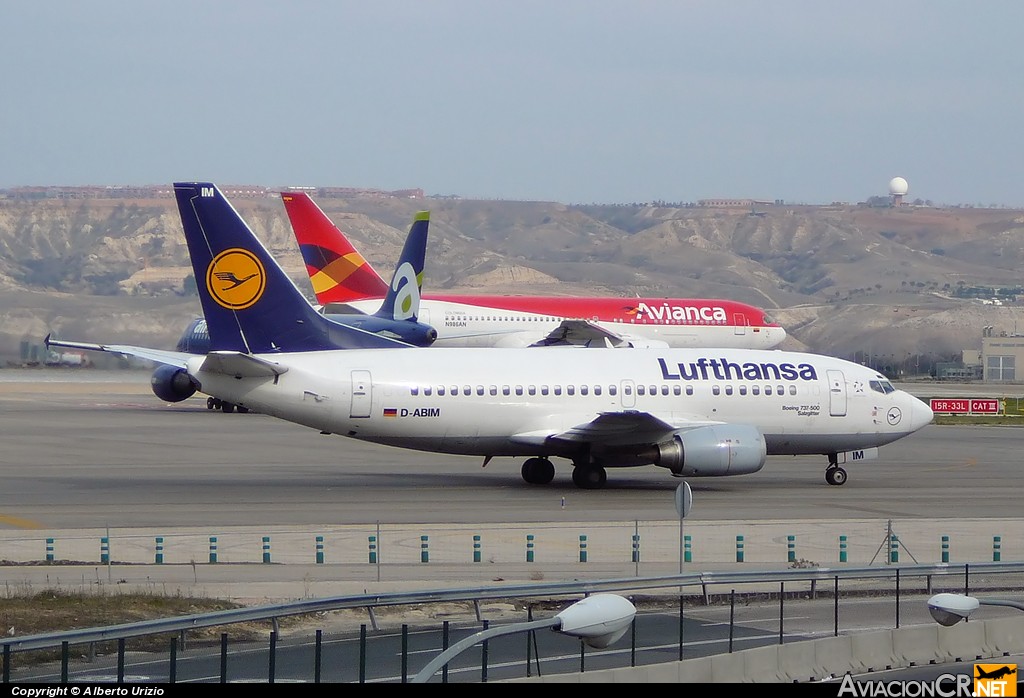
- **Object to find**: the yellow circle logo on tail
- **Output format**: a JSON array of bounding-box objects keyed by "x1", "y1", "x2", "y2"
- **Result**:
[{"x1": 206, "y1": 248, "x2": 266, "y2": 310}]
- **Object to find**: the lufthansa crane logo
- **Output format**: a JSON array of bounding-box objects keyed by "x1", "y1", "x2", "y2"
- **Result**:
[
  {"x1": 886, "y1": 407, "x2": 902, "y2": 426},
  {"x1": 206, "y1": 248, "x2": 266, "y2": 310}
]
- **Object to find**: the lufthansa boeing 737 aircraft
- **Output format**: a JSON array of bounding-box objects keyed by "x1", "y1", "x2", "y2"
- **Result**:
[
  {"x1": 281, "y1": 191, "x2": 787, "y2": 350},
  {"x1": 48, "y1": 183, "x2": 932, "y2": 489}
]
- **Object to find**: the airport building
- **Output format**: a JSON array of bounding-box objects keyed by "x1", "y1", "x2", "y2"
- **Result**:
[{"x1": 981, "y1": 333, "x2": 1024, "y2": 382}]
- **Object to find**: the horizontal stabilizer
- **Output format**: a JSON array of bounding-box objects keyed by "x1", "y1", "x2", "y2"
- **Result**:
[{"x1": 199, "y1": 351, "x2": 288, "y2": 379}]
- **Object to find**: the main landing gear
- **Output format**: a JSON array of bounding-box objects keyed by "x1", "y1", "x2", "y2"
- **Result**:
[
  {"x1": 519, "y1": 457, "x2": 609, "y2": 490},
  {"x1": 571, "y1": 464, "x2": 607, "y2": 490},
  {"x1": 521, "y1": 457, "x2": 555, "y2": 485},
  {"x1": 825, "y1": 453, "x2": 848, "y2": 486},
  {"x1": 206, "y1": 397, "x2": 249, "y2": 414}
]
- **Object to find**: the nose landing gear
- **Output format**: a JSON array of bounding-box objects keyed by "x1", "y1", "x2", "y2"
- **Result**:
[{"x1": 825, "y1": 453, "x2": 848, "y2": 486}]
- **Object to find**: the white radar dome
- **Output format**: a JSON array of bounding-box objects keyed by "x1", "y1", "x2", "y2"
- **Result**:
[{"x1": 889, "y1": 177, "x2": 909, "y2": 196}]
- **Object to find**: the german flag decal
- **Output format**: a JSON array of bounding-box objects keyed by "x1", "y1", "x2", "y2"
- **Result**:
[{"x1": 383, "y1": 408, "x2": 397, "y2": 417}]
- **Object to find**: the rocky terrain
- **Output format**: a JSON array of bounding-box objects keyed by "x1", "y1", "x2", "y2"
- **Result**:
[{"x1": 2, "y1": 191, "x2": 1023, "y2": 370}]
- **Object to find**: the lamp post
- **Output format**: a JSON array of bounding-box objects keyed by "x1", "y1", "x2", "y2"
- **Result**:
[
  {"x1": 412, "y1": 593, "x2": 636, "y2": 683},
  {"x1": 927, "y1": 593, "x2": 1024, "y2": 626}
]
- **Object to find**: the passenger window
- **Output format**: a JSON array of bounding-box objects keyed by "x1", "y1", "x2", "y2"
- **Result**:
[
  {"x1": 752, "y1": 386, "x2": 759, "y2": 396},
  {"x1": 502, "y1": 386, "x2": 510, "y2": 396},
  {"x1": 515, "y1": 385, "x2": 524, "y2": 396},
  {"x1": 411, "y1": 387, "x2": 419, "y2": 396},
  {"x1": 424, "y1": 386, "x2": 432, "y2": 396},
  {"x1": 625, "y1": 385, "x2": 633, "y2": 395},
  {"x1": 553, "y1": 386, "x2": 561, "y2": 396},
  {"x1": 739, "y1": 385, "x2": 747, "y2": 396},
  {"x1": 712, "y1": 385, "x2": 720, "y2": 395},
  {"x1": 451, "y1": 385, "x2": 459, "y2": 395},
  {"x1": 476, "y1": 386, "x2": 485, "y2": 396},
  {"x1": 789, "y1": 385, "x2": 797, "y2": 396},
  {"x1": 581, "y1": 385, "x2": 589, "y2": 396},
  {"x1": 528, "y1": 386, "x2": 536, "y2": 396},
  {"x1": 637, "y1": 385, "x2": 645, "y2": 396},
  {"x1": 661, "y1": 386, "x2": 669, "y2": 396},
  {"x1": 567, "y1": 385, "x2": 575, "y2": 396},
  {"x1": 594, "y1": 385, "x2": 602, "y2": 396},
  {"x1": 437, "y1": 386, "x2": 445, "y2": 396},
  {"x1": 541, "y1": 385, "x2": 549, "y2": 396},
  {"x1": 765, "y1": 386, "x2": 773, "y2": 396},
  {"x1": 725, "y1": 386, "x2": 733, "y2": 395},
  {"x1": 489, "y1": 386, "x2": 498, "y2": 396},
  {"x1": 649, "y1": 385, "x2": 657, "y2": 395},
  {"x1": 777, "y1": 385, "x2": 784, "y2": 395},
  {"x1": 686, "y1": 386, "x2": 693, "y2": 396},
  {"x1": 673, "y1": 386, "x2": 681, "y2": 396}
]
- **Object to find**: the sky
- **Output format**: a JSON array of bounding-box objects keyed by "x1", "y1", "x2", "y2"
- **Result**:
[{"x1": 3, "y1": 1, "x2": 1023, "y2": 206}]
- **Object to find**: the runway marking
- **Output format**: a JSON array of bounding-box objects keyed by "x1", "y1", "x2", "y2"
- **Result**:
[{"x1": 0, "y1": 513, "x2": 46, "y2": 529}]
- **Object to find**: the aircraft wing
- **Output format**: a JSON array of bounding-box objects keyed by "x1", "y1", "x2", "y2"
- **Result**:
[
  {"x1": 199, "y1": 351, "x2": 288, "y2": 378},
  {"x1": 511, "y1": 411, "x2": 721, "y2": 448},
  {"x1": 529, "y1": 319, "x2": 669, "y2": 348},
  {"x1": 45, "y1": 335, "x2": 191, "y2": 369}
]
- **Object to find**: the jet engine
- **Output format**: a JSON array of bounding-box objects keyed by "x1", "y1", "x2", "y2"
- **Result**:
[
  {"x1": 150, "y1": 364, "x2": 197, "y2": 403},
  {"x1": 646, "y1": 424, "x2": 766, "y2": 476}
]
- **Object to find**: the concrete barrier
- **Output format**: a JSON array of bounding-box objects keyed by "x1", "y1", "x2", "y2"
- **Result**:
[
  {"x1": 891, "y1": 625, "x2": 942, "y2": 667},
  {"x1": 813, "y1": 634, "x2": 855, "y2": 680},
  {"x1": 984, "y1": 615, "x2": 1024, "y2": 657},
  {"x1": 850, "y1": 630, "x2": 894, "y2": 673},
  {"x1": 710, "y1": 650, "x2": 747, "y2": 682},
  {"x1": 937, "y1": 620, "x2": 986, "y2": 662},
  {"x1": 777, "y1": 640, "x2": 818, "y2": 682},
  {"x1": 500, "y1": 618, "x2": 1019, "y2": 683},
  {"x1": 676, "y1": 657, "x2": 713, "y2": 683},
  {"x1": 742, "y1": 644, "x2": 785, "y2": 682}
]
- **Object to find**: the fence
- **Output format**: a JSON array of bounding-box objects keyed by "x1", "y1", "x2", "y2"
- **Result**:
[
  {"x1": 4, "y1": 562, "x2": 1024, "y2": 683},
  {"x1": 2, "y1": 518, "x2": 1020, "y2": 568}
]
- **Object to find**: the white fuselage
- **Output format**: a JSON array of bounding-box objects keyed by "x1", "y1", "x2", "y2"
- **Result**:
[
  {"x1": 187, "y1": 347, "x2": 932, "y2": 464},
  {"x1": 344, "y1": 299, "x2": 786, "y2": 350}
]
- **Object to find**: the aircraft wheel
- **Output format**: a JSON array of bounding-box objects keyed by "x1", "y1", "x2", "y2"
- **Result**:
[
  {"x1": 521, "y1": 457, "x2": 554, "y2": 485},
  {"x1": 572, "y1": 465, "x2": 607, "y2": 490},
  {"x1": 207, "y1": 397, "x2": 216, "y2": 410},
  {"x1": 221, "y1": 402, "x2": 235, "y2": 413},
  {"x1": 825, "y1": 466, "x2": 848, "y2": 486}
]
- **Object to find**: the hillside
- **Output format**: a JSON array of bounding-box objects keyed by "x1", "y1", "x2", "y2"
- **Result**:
[{"x1": 2, "y1": 192, "x2": 1023, "y2": 368}]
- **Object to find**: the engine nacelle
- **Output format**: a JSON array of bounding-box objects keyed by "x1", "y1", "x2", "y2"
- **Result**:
[
  {"x1": 151, "y1": 364, "x2": 198, "y2": 403},
  {"x1": 648, "y1": 424, "x2": 766, "y2": 477}
]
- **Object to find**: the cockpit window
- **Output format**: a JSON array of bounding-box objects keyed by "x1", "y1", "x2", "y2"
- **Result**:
[{"x1": 869, "y1": 380, "x2": 896, "y2": 394}]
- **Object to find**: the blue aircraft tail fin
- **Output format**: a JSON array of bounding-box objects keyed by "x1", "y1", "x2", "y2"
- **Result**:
[
  {"x1": 173, "y1": 182, "x2": 409, "y2": 353},
  {"x1": 374, "y1": 211, "x2": 429, "y2": 321}
]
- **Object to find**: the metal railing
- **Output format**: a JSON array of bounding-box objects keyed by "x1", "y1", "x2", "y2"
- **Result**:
[{"x1": 4, "y1": 561, "x2": 1024, "y2": 683}]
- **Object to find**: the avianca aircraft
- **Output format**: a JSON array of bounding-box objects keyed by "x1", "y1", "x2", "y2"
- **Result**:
[
  {"x1": 49, "y1": 183, "x2": 933, "y2": 490},
  {"x1": 281, "y1": 191, "x2": 787, "y2": 350}
]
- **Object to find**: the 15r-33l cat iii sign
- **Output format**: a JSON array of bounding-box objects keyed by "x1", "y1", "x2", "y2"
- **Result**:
[{"x1": 929, "y1": 399, "x2": 1001, "y2": 415}]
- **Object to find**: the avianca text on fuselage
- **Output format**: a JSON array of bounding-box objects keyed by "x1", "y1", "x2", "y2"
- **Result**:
[
  {"x1": 658, "y1": 357, "x2": 818, "y2": 382},
  {"x1": 633, "y1": 302, "x2": 727, "y2": 323}
]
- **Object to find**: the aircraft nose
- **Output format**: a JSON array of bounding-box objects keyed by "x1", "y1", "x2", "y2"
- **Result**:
[{"x1": 909, "y1": 395, "x2": 934, "y2": 432}]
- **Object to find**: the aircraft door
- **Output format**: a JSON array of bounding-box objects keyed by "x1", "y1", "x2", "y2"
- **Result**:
[
  {"x1": 733, "y1": 313, "x2": 747, "y2": 335},
  {"x1": 827, "y1": 370, "x2": 847, "y2": 417},
  {"x1": 350, "y1": 370, "x2": 372, "y2": 418},
  {"x1": 620, "y1": 379, "x2": 636, "y2": 408}
]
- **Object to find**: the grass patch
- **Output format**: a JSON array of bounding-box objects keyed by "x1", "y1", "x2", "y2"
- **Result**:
[{"x1": 932, "y1": 415, "x2": 1024, "y2": 426}]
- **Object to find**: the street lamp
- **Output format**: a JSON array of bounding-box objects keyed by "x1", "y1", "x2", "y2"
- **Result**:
[
  {"x1": 412, "y1": 593, "x2": 637, "y2": 683},
  {"x1": 927, "y1": 593, "x2": 1024, "y2": 626}
]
